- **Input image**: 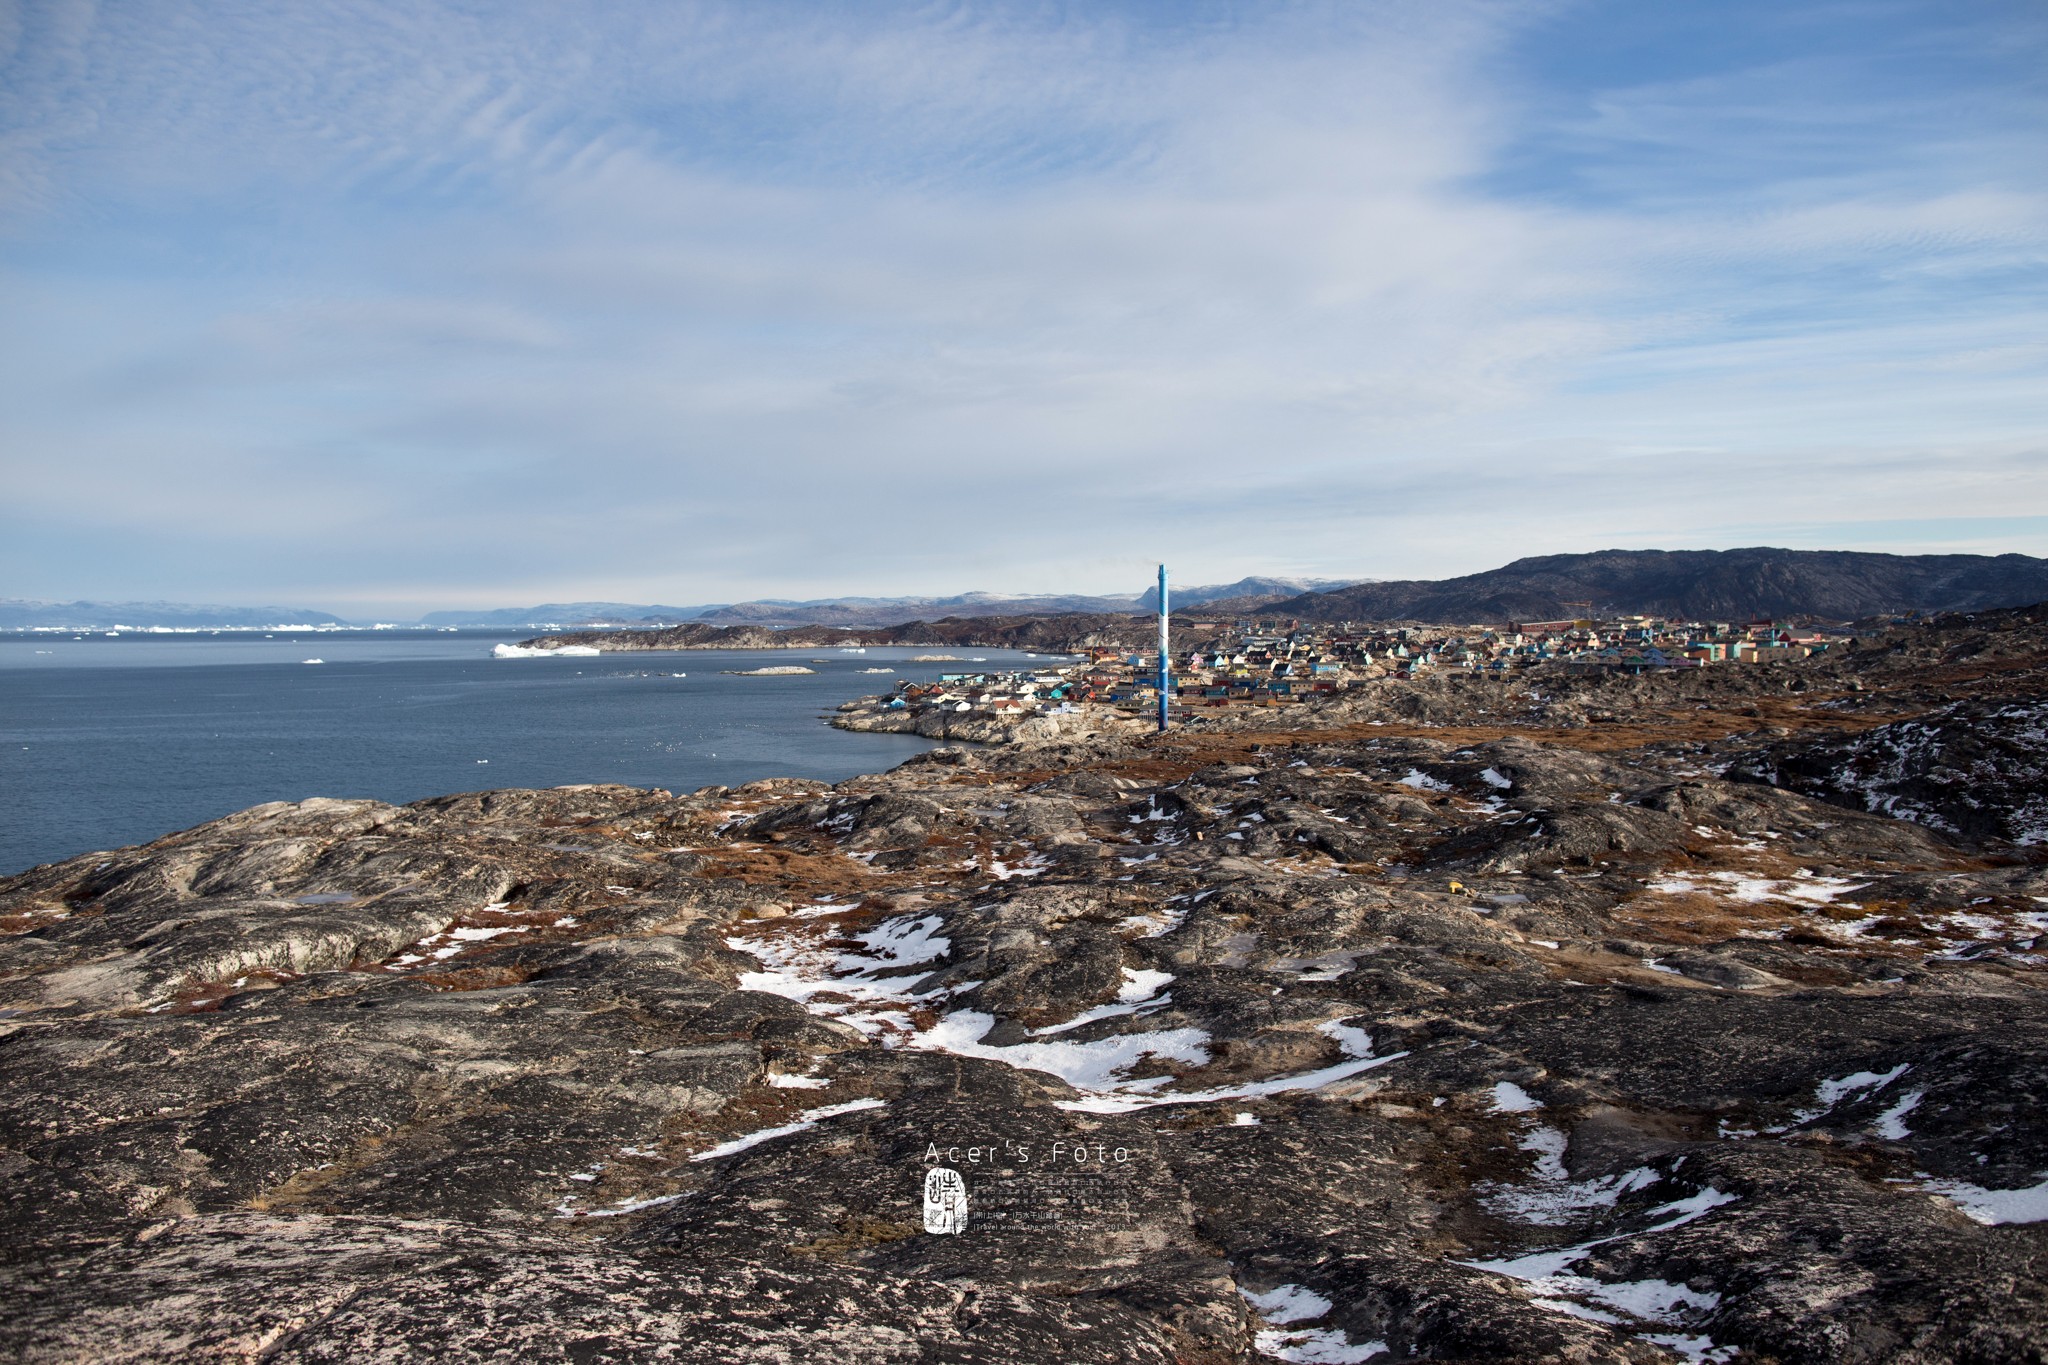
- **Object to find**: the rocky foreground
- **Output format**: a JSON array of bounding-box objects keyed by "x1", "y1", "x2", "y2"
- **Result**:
[{"x1": 2, "y1": 610, "x2": 2046, "y2": 1362}]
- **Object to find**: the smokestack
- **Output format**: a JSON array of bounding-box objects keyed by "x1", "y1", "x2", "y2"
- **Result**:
[{"x1": 1157, "y1": 564, "x2": 1170, "y2": 733}]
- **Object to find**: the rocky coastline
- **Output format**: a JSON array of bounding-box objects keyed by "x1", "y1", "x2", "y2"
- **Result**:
[
  {"x1": 518, "y1": 612, "x2": 1222, "y2": 656},
  {"x1": 3, "y1": 605, "x2": 2045, "y2": 1362},
  {"x1": 831, "y1": 693, "x2": 1147, "y2": 747}
]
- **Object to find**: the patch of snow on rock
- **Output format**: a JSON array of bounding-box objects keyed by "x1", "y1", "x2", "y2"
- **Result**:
[
  {"x1": 1925, "y1": 1173, "x2": 2048, "y2": 1225},
  {"x1": 689, "y1": 1099, "x2": 886, "y2": 1163},
  {"x1": 1491, "y1": 1081, "x2": 1543, "y2": 1113},
  {"x1": 1240, "y1": 1283, "x2": 1386, "y2": 1363},
  {"x1": 1242, "y1": 1284, "x2": 1333, "y2": 1325},
  {"x1": 1873, "y1": 1088, "x2": 1925, "y2": 1140}
]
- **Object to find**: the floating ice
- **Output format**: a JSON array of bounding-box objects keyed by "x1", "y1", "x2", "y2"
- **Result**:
[{"x1": 493, "y1": 643, "x2": 601, "y2": 658}]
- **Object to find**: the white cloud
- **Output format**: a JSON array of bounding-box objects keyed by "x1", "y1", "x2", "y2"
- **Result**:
[{"x1": 0, "y1": 0, "x2": 2042, "y2": 612}]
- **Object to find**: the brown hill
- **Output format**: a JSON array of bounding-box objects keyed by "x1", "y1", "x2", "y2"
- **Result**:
[{"x1": 1269, "y1": 547, "x2": 2048, "y2": 624}]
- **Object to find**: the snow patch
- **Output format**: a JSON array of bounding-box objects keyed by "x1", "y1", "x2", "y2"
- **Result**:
[
  {"x1": 728, "y1": 912, "x2": 1402, "y2": 1113},
  {"x1": 1253, "y1": 1328, "x2": 1386, "y2": 1363},
  {"x1": 1461, "y1": 1187, "x2": 1738, "y2": 1350},
  {"x1": 1242, "y1": 1284, "x2": 1333, "y2": 1325},
  {"x1": 766, "y1": 1072, "x2": 831, "y2": 1089},
  {"x1": 1491, "y1": 1081, "x2": 1543, "y2": 1113},
  {"x1": 1925, "y1": 1174, "x2": 2048, "y2": 1225},
  {"x1": 1057, "y1": 1024, "x2": 1407, "y2": 1115},
  {"x1": 911, "y1": 1010, "x2": 1212, "y2": 1094},
  {"x1": 1873, "y1": 1088, "x2": 1925, "y2": 1140},
  {"x1": 1647, "y1": 871, "x2": 1865, "y2": 905},
  {"x1": 1029, "y1": 968, "x2": 1175, "y2": 1037},
  {"x1": 1241, "y1": 1284, "x2": 1386, "y2": 1363},
  {"x1": 688, "y1": 1099, "x2": 886, "y2": 1162},
  {"x1": 1796, "y1": 1063, "x2": 1910, "y2": 1124}
]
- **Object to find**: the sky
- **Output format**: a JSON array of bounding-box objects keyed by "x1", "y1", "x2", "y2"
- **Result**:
[{"x1": 1, "y1": 0, "x2": 2043, "y2": 616}]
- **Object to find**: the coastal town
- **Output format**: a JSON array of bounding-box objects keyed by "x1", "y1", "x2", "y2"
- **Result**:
[{"x1": 837, "y1": 613, "x2": 1847, "y2": 737}]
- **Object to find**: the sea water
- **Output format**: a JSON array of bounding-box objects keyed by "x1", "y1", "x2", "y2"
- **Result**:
[{"x1": 0, "y1": 632, "x2": 1056, "y2": 874}]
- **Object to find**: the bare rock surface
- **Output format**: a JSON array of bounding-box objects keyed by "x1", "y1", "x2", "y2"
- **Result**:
[{"x1": 3, "y1": 609, "x2": 2046, "y2": 1362}]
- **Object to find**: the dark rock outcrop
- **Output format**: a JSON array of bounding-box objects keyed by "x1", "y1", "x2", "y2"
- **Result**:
[
  {"x1": 4, "y1": 612, "x2": 2046, "y2": 1362},
  {"x1": 1732, "y1": 695, "x2": 2048, "y2": 848}
]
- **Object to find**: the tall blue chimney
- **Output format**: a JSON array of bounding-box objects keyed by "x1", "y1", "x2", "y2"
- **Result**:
[{"x1": 1156, "y1": 564, "x2": 1170, "y2": 732}]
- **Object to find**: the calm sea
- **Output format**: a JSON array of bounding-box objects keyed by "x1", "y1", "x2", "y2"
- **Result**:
[{"x1": 0, "y1": 632, "x2": 1060, "y2": 875}]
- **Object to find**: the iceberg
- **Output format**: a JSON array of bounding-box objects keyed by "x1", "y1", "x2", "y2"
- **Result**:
[{"x1": 493, "y1": 643, "x2": 601, "y2": 658}]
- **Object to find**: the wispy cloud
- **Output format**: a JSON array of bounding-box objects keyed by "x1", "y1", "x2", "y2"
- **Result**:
[{"x1": 1, "y1": 0, "x2": 2042, "y2": 612}]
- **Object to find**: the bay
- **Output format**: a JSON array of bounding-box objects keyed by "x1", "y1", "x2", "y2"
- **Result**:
[{"x1": 0, "y1": 631, "x2": 1058, "y2": 875}]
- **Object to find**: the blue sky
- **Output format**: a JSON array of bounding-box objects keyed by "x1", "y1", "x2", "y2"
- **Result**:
[{"x1": 2, "y1": 0, "x2": 2042, "y2": 614}]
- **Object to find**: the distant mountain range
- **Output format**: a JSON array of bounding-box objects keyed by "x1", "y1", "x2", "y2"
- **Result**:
[
  {"x1": 5, "y1": 578, "x2": 1355, "y2": 631},
  {"x1": 421, "y1": 580, "x2": 1353, "y2": 629},
  {"x1": 413, "y1": 602, "x2": 718, "y2": 629},
  {"x1": 13, "y1": 553, "x2": 2045, "y2": 632},
  {"x1": 1267, "y1": 549, "x2": 2048, "y2": 624},
  {"x1": 0, "y1": 600, "x2": 351, "y2": 630},
  {"x1": 686, "y1": 578, "x2": 1358, "y2": 627}
]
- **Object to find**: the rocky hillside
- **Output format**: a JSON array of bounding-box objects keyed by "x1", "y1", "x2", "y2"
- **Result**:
[
  {"x1": 1270, "y1": 548, "x2": 2048, "y2": 624},
  {"x1": 696, "y1": 579, "x2": 1356, "y2": 627},
  {"x1": 1733, "y1": 696, "x2": 2048, "y2": 848},
  {"x1": 525, "y1": 612, "x2": 1231, "y2": 654},
  {"x1": 3, "y1": 611, "x2": 2045, "y2": 1362}
]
